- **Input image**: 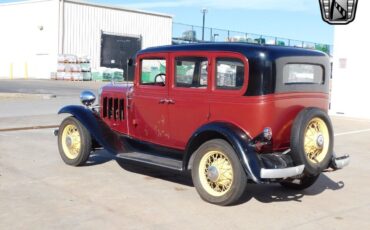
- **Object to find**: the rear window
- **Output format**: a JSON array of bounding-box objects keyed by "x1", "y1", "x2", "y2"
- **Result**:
[{"x1": 283, "y1": 64, "x2": 324, "y2": 85}]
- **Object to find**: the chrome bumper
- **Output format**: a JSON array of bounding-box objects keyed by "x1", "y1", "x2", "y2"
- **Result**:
[
  {"x1": 260, "y1": 165, "x2": 305, "y2": 179},
  {"x1": 331, "y1": 154, "x2": 350, "y2": 170}
]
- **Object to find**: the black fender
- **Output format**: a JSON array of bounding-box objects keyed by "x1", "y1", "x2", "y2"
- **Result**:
[
  {"x1": 183, "y1": 122, "x2": 263, "y2": 183},
  {"x1": 58, "y1": 105, "x2": 125, "y2": 154}
]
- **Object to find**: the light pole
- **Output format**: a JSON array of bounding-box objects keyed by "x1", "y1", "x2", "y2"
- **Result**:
[
  {"x1": 201, "y1": 8, "x2": 208, "y2": 41},
  {"x1": 213, "y1": 33, "x2": 219, "y2": 42}
]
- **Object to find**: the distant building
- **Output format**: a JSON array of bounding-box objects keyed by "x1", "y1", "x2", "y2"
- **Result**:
[
  {"x1": 330, "y1": 1, "x2": 369, "y2": 118},
  {"x1": 0, "y1": 0, "x2": 172, "y2": 79}
]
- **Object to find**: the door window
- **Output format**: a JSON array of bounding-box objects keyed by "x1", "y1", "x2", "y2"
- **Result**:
[
  {"x1": 216, "y1": 58, "x2": 244, "y2": 90},
  {"x1": 140, "y1": 59, "x2": 166, "y2": 86},
  {"x1": 175, "y1": 57, "x2": 208, "y2": 88}
]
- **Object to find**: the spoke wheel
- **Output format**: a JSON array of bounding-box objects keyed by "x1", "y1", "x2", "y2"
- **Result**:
[
  {"x1": 199, "y1": 151, "x2": 233, "y2": 197},
  {"x1": 290, "y1": 108, "x2": 334, "y2": 175},
  {"x1": 58, "y1": 116, "x2": 92, "y2": 166},
  {"x1": 304, "y1": 118, "x2": 330, "y2": 164},
  {"x1": 192, "y1": 139, "x2": 247, "y2": 206},
  {"x1": 61, "y1": 124, "x2": 81, "y2": 160}
]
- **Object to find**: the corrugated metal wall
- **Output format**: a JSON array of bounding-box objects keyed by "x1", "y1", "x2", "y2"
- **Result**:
[
  {"x1": 63, "y1": 1, "x2": 172, "y2": 69},
  {"x1": 0, "y1": 0, "x2": 59, "y2": 79}
]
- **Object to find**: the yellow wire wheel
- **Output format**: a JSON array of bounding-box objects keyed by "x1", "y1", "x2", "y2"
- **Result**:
[
  {"x1": 192, "y1": 139, "x2": 248, "y2": 206},
  {"x1": 58, "y1": 117, "x2": 92, "y2": 166},
  {"x1": 290, "y1": 108, "x2": 334, "y2": 176},
  {"x1": 198, "y1": 150, "x2": 234, "y2": 197},
  {"x1": 304, "y1": 117, "x2": 330, "y2": 164},
  {"x1": 61, "y1": 124, "x2": 81, "y2": 159}
]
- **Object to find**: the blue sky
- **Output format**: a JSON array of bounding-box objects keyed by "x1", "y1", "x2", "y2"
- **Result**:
[
  {"x1": 0, "y1": 0, "x2": 334, "y2": 44},
  {"x1": 92, "y1": 0, "x2": 334, "y2": 45}
]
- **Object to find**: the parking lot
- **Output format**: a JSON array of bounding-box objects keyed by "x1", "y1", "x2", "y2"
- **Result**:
[{"x1": 1, "y1": 80, "x2": 370, "y2": 229}]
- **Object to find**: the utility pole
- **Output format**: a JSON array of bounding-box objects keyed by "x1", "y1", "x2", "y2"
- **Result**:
[{"x1": 201, "y1": 8, "x2": 208, "y2": 41}]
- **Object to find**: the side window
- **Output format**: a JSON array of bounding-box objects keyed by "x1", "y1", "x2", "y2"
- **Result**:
[
  {"x1": 216, "y1": 58, "x2": 244, "y2": 90},
  {"x1": 175, "y1": 57, "x2": 208, "y2": 88},
  {"x1": 140, "y1": 59, "x2": 166, "y2": 86}
]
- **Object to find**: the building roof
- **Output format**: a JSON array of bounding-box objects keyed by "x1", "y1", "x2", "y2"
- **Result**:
[
  {"x1": 0, "y1": 0, "x2": 172, "y2": 19},
  {"x1": 66, "y1": 0, "x2": 172, "y2": 18}
]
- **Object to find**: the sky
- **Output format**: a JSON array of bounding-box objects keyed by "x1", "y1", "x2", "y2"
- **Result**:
[
  {"x1": 92, "y1": 0, "x2": 334, "y2": 45},
  {"x1": 0, "y1": 0, "x2": 334, "y2": 45}
]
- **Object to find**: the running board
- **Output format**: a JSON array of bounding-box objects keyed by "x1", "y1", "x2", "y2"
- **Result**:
[{"x1": 116, "y1": 152, "x2": 183, "y2": 171}]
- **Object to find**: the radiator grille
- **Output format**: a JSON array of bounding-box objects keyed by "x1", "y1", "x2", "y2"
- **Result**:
[{"x1": 102, "y1": 97, "x2": 125, "y2": 120}]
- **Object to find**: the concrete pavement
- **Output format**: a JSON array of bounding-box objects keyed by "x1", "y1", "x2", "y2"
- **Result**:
[{"x1": 0, "y1": 80, "x2": 369, "y2": 229}]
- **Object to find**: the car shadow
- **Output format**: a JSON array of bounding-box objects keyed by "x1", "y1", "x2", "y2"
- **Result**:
[
  {"x1": 85, "y1": 152, "x2": 344, "y2": 205},
  {"x1": 236, "y1": 174, "x2": 345, "y2": 205},
  {"x1": 115, "y1": 159, "x2": 345, "y2": 205},
  {"x1": 83, "y1": 149, "x2": 116, "y2": 166},
  {"x1": 115, "y1": 158, "x2": 194, "y2": 187}
]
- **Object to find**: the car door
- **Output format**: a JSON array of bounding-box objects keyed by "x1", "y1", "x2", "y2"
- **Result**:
[
  {"x1": 167, "y1": 53, "x2": 211, "y2": 149},
  {"x1": 131, "y1": 53, "x2": 171, "y2": 146}
]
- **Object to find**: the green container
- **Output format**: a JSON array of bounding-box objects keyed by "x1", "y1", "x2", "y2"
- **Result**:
[
  {"x1": 103, "y1": 71, "x2": 112, "y2": 81},
  {"x1": 83, "y1": 72, "x2": 92, "y2": 81},
  {"x1": 92, "y1": 72, "x2": 103, "y2": 81},
  {"x1": 141, "y1": 71, "x2": 152, "y2": 83}
]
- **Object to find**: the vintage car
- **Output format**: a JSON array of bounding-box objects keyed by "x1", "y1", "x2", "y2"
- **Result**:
[{"x1": 55, "y1": 43, "x2": 349, "y2": 206}]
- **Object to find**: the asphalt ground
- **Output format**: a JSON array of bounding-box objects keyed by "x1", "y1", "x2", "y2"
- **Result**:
[{"x1": 0, "y1": 80, "x2": 370, "y2": 229}]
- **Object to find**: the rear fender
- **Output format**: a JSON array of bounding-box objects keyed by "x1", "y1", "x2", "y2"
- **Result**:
[
  {"x1": 184, "y1": 122, "x2": 263, "y2": 183},
  {"x1": 58, "y1": 105, "x2": 125, "y2": 154}
]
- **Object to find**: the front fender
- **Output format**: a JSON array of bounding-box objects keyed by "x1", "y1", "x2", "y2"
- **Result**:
[
  {"x1": 58, "y1": 105, "x2": 125, "y2": 154},
  {"x1": 184, "y1": 122, "x2": 263, "y2": 183}
]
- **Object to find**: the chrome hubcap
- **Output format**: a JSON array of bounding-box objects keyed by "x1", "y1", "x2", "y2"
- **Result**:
[
  {"x1": 207, "y1": 165, "x2": 220, "y2": 182},
  {"x1": 316, "y1": 134, "x2": 324, "y2": 148},
  {"x1": 66, "y1": 136, "x2": 73, "y2": 148}
]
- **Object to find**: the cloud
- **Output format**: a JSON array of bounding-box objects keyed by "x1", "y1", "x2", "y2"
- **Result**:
[{"x1": 123, "y1": 0, "x2": 314, "y2": 12}]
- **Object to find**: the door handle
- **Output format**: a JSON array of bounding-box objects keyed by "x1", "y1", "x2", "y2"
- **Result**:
[
  {"x1": 159, "y1": 99, "x2": 175, "y2": 104},
  {"x1": 159, "y1": 99, "x2": 167, "y2": 104},
  {"x1": 167, "y1": 99, "x2": 176, "y2": 104}
]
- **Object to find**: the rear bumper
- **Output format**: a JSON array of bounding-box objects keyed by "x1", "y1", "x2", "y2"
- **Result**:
[
  {"x1": 331, "y1": 154, "x2": 350, "y2": 170},
  {"x1": 261, "y1": 165, "x2": 305, "y2": 179},
  {"x1": 258, "y1": 153, "x2": 350, "y2": 180}
]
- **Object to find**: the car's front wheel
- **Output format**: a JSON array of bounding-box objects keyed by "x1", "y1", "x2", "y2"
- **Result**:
[
  {"x1": 191, "y1": 139, "x2": 247, "y2": 206},
  {"x1": 58, "y1": 116, "x2": 92, "y2": 166}
]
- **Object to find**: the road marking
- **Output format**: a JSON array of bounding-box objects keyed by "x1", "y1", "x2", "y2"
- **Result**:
[
  {"x1": 0, "y1": 125, "x2": 59, "y2": 132},
  {"x1": 334, "y1": 129, "x2": 370, "y2": 137}
]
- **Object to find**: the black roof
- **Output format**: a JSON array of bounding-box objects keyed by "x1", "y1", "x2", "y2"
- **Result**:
[{"x1": 138, "y1": 43, "x2": 327, "y2": 61}]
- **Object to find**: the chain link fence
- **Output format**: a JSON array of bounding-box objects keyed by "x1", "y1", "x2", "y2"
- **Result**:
[{"x1": 172, "y1": 22, "x2": 332, "y2": 55}]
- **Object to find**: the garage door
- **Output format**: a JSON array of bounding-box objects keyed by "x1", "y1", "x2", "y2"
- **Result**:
[{"x1": 100, "y1": 33, "x2": 142, "y2": 81}]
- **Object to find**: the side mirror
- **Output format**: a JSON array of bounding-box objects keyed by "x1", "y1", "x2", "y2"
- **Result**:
[
  {"x1": 80, "y1": 91, "x2": 96, "y2": 107},
  {"x1": 127, "y1": 58, "x2": 134, "y2": 66}
]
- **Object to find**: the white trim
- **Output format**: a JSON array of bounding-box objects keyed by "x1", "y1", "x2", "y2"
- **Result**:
[
  {"x1": 65, "y1": 0, "x2": 173, "y2": 18},
  {"x1": 0, "y1": 0, "x2": 54, "y2": 7}
]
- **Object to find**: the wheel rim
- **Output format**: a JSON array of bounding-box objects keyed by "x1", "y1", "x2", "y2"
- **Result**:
[
  {"x1": 304, "y1": 117, "x2": 330, "y2": 164},
  {"x1": 199, "y1": 151, "x2": 233, "y2": 197},
  {"x1": 61, "y1": 124, "x2": 81, "y2": 159}
]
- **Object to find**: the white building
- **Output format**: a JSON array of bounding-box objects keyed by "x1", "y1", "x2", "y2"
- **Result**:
[
  {"x1": 0, "y1": 0, "x2": 172, "y2": 79},
  {"x1": 331, "y1": 1, "x2": 370, "y2": 118}
]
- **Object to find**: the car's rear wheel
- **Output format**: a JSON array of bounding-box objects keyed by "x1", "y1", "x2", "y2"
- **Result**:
[
  {"x1": 290, "y1": 108, "x2": 333, "y2": 175},
  {"x1": 191, "y1": 139, "x2": 247, "y2": 206},
  {"x1": 58, "y1": 116, "x2": 92, "y2": 166}
]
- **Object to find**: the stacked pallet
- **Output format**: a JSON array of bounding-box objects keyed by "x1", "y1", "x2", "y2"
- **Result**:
[
  {"x1": 91, "y1": 67, "x2": 124, "y2": 82},
  {"x1": 52, "y1": 55, "x2": 92, "y2": 81}
]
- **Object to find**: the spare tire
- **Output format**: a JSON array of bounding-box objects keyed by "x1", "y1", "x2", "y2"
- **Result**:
[{"x1": 290, "y1": 107, "x2": 333, "y2": 175}]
